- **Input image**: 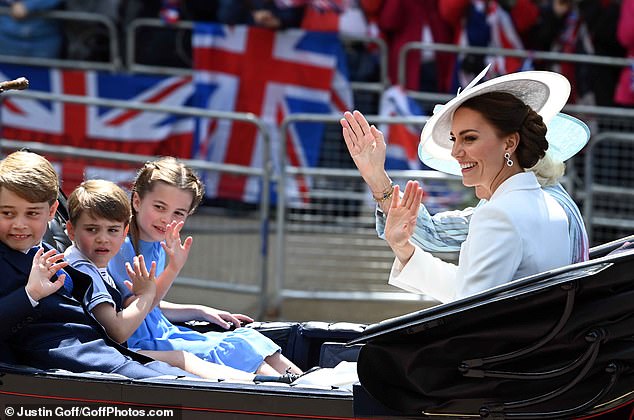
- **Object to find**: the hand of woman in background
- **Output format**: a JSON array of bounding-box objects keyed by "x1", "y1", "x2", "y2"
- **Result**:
[{"x1": 10, "y1": 2, "x2": 28, "y2": 19}]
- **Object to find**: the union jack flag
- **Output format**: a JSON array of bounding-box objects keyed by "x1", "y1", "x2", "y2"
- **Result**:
[
  {"x1": 192, "y1": 23, "x2": 352, "y2": 204},
  {"x1": 0, "y1": 63, "x2": 194, "y2": 193},
  {"x1": 378, "y1": 85, "x2": 426, "y2": 171}
]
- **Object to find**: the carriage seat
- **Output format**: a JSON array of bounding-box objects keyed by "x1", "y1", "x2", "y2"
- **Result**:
[{"x1": 185, "y1": 320, "x2": 367, "y2": 371}]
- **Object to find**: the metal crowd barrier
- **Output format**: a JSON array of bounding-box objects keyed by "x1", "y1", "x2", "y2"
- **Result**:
[
  {"x1": 0, "y1": 7, "x2": 121, "y2": 71},
  {"x1": 0, "y1": 89, "x2": 273, "y2": 318},
  {"x1": 273, "y1": 112, "x2": 470, "y2": 314},
  {"x1": 398, "y1": 42, "x2": 633, "y2": 94},
  {"x1": 125, "y1": 18, "x2": 390, "y2": 94},
  {"x1": 584, "y1": 132, "x2": 634, "y2": 245}
]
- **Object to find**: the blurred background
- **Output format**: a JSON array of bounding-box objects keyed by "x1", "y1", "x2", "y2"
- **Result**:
[{"x1": 1, "y1": 0, "x2": 632, "y2": 324}]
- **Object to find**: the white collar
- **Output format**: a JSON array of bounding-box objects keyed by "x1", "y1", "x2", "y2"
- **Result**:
[
  {"x1": 23, "y1": 242, "x2": 43, "y2": 254},
  {"x1": 489, "y1": 172, "x2": 540, "y2": 201}
]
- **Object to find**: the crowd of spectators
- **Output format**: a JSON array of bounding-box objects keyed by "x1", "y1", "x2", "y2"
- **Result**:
[{"x1": 0, "y1": 0, "x2": 631, "y2": 107}]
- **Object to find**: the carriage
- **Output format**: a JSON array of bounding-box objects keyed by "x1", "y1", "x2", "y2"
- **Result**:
[{"x1": 2, "y1": 222, "x2": 633, "y2": 419}]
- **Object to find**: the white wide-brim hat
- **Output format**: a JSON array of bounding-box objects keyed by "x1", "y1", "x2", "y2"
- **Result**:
[{"x1": 418, "y1": 67, "x2": 590, "y2": 176}]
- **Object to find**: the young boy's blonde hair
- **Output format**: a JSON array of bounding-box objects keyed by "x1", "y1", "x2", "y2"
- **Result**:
[
  {"x1": 68, "y1": 180, "x2": 131, "y2": 226},
  {"x1": 0, "y1": 151, "x2": 59, "y2": 204}
]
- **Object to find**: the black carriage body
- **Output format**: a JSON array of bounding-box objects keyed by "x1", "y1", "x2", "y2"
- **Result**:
[{"x1": 354, "y1": 248, "x2": 634, "y2": 419}]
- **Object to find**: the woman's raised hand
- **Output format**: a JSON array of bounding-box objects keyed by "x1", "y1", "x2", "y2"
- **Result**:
[
  {"x1": 384, "y1": 181, "x2": 423, "y2": 264},
  {"x1": 341, "y1": 110, "x2": 392, "y2": 194}
]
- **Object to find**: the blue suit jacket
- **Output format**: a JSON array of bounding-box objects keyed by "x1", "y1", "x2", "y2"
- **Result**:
[{"x1": 0, "y1": 241, "x2": 189, "y2": 379}]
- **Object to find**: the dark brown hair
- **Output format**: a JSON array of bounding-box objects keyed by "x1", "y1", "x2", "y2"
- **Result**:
[{"x1": 460, "y1": 91, "x2": 548, "y2": 169}]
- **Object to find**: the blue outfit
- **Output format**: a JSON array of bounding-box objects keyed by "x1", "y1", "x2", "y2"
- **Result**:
[
  {"x1": 108, "y1": 237, "x2": 280, "y2": 373},
  {"x1": 0, "y1": 0, "x2": 63, "y2": 58},
  {"x1": 0, "y1": 240, "x2": 192, "y2": 379},
  {"x1": 376, "y1": 182, "x2": 589, "y2": 264},
  {"x1": 64, "y1": 245, "x2": 125, "y2": 312}
]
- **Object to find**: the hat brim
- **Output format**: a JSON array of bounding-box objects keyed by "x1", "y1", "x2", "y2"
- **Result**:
[
  {"x1": 419, "y1": 112, "x2": 590, "y2": 176},
  {"x1": 418, "y1": 71, "x2": 585, "y2": 176}
]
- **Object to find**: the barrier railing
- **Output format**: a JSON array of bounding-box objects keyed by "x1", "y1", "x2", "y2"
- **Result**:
[
  {"x1": 0, "y1": 7, "x2": 121, "y2": 71},
  {"x1": 126, "y1": 18, "x2": 390, "y2": 93},
  {"x1": 274, "y1": 112, "x2": 469, "y2": 314},
  {"x1": 584, "y1": 132, "x2": 634, "y2": 245},
  {"x1": 398, "y1": 42, "x2": 634, "y2": 94},
  {"x1": 0, "y1": 89, "x2": 273, "y2": 318}
]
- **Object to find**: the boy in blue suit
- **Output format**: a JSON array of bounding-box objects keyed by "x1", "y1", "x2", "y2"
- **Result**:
[{"x1": 0, "y1": 151, "x2": 194, "y2": 379}]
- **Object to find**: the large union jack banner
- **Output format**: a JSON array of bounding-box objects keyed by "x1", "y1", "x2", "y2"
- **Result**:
[
  {"x1": 0, "y1": 24, "x2": 352, "y2": 204},
  {"x1": 0, "y1": 63, "x2": 194, "y2": 193},
  {"x1": 192, "y1": 23, "x2": 351, "y2": 204}
]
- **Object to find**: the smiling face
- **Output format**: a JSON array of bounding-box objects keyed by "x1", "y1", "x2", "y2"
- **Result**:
[
  {"x1": 0, "y1": 187, "x2": 58, "y2": 252},
  {"x1": 67, "y1": 212, "x2": 128, "y2": 268},
  {"x1": 132, "y1": 182, "x2": 193, "y2": 242},
  {"x1": 450, "y1": 107, "x2": 519, "y2": 199}
]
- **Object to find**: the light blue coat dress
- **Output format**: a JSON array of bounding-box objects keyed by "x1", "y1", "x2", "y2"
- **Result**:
[{"x1": 108, "y1": 237, "x2": 280, "y2": 373}]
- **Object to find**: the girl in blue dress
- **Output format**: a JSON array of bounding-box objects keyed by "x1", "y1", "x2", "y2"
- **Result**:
[{"x1": 108, "y1": 157, "x2": 302, "y2": 376}]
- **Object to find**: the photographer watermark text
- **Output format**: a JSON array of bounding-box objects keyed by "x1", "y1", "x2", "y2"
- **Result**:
[{"x1": 4, "y1": 404, "x2": 179, "y2": 419}]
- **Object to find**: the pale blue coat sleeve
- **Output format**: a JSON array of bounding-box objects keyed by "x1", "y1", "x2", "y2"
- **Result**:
[{"x1": 375, "y1": 202, "x2": 479, "y2": 253}]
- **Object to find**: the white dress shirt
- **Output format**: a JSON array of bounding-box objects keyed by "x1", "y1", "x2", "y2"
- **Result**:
[{"x1": 388, "y1": 172, "x2": 571, "y2": 303}]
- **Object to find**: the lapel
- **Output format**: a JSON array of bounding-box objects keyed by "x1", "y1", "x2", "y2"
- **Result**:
[
  {"x1": 489, "y1": 172, "x2": 540, "y2": 202},
  {"x1": 0, "y1": 240, "x2": 34, "y2": 279}
]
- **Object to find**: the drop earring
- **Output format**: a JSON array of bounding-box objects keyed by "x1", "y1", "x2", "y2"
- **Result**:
[{"x1": 504, "y1": 152, "x2": 514, "y2": 167}]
